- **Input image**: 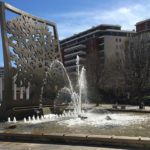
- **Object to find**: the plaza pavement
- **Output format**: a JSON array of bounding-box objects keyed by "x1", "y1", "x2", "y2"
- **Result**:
[
  {"x1": 81, "y1": 103, "x2": 150, "y2": 112},
  {"x1": 0, "y1": 141, "x2": 145, "y2": 150},
  {"x1": 101, "y1": 104, "x2": 150, "y2": 111}
]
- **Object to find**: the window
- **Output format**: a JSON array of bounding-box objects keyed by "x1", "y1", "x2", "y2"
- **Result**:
[
  {"x1": 119, "y1": 38, "x2": 121, "y2": 42},
  {"x1": 147, "y1": 39, "x2": 150, "y2": 43},
  {"x1": 89, "y1": 40, "x2": 93, "y2": 47},
  {"x1": 100, "y1": 45, "x2": 104, "y2": 50},
  {"x1": 116, "y1": 38, "x2": 118, "y2": 42},
  {"x1": 130, "y1": 42, "x2": 134, "y2": 50},
  {"x1": 145, "y1": 22, "x2": 149, "y2": 30},
  {"x1": 99, "y1": 38, "x2": 104, "y2": 44}
]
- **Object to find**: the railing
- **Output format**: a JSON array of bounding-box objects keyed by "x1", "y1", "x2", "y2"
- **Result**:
[
  {"x1": 64, "y1": 58, "x2": 85, "y2": 64},
  {"x1": 64, "y1": 51, "x2": 86, "y2": 58},
  {"x1": 64, "y1": 44, "x2": 86, "y2": 52}
]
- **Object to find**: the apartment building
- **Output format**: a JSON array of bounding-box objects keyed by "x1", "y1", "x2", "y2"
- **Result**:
[
  {"x1": 134, "y1": 19, "x2": 150, "y2": 44},
  {"x1": 60, "y1": 24, "x2": 135, "y2": 73},
  {"x1": 0, "y1": 67, "x2": 4, "y2": 78},
  {"x1": 135, "y1": 19, "x2": 150, "y2": 33}
]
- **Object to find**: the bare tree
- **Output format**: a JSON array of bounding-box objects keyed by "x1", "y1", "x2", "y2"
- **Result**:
[
  {"x1": 98, "y1": 49, "x2": 126, "y2": 104},
  {"x1": 86, "y1": 33, "x2": 150, "y2": 105},
  {"x1": 86, "y1": 52, "x2": 104, "y2": 87},
  {"x1": 100, "y1": 33, "x2": 150, "y2": 105},
  {"x1": 119, "y1": 33, "x2": 150, "y2": 105},
  {"x1": 86, "y1": 52, "x2": 104, "y2": 104}
]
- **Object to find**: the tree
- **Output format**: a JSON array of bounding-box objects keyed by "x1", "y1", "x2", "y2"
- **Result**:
[
  {"x1": 101, "y1": 54, "x2": 125, "y2": 103},
  {"x1": 120, "y1": 33, "x2": 150, "y2": 105},
  {"x1": 86, "y1": 52, "x2": 104, "y2": 88},
  {"x1": 86, "y1": 51, "x2": 104, "y2": 103}
]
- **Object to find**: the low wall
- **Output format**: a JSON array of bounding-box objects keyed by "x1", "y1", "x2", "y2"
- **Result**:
[{"x1": 0, "y1": 131, "x2": 150, "y2": 149}]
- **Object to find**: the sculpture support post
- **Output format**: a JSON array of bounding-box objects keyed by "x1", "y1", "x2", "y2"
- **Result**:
[
  {"x1": 20, "y1": 81, "x2": 23, "y2": 100},
  {"x1": 0, "y1": 77, "x2": 2, "y2": 101},
  {"x1": 13, "y1": 76, "x2": 16, "y2": 100},
  {"x1": 0, "y1": 2, "x2": 12, "y2": 102},
  {"x1": 26, "y1": 82, "x2": 30, "y2": 100}
]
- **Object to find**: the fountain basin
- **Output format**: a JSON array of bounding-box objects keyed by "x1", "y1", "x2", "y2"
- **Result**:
[{"x1": 2, "y1": 111, "x2": 150, "y2": 138}]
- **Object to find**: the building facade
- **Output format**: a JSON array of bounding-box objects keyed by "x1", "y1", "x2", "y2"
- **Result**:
[
  {"x1": 60, "y1": 24, "x2": 135, "y2": 73},
  {"x1": 135, "y1": 19, "x2": 150, "y2": 33}
]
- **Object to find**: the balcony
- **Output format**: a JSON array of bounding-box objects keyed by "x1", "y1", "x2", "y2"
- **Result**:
[
  {"x1": 99, "y1": 43, "x2": 104, "y2": 46},
  {"x1": 61, "y1": 30, "x2": 101, "y2": 45},
  {"x1": 64, "y1": 44, "x2": 86, "y2": 52},
  {"x1": 99, "y1": 36, "x2": 105, "y2": 39},
  {"x1": 99, "y1": 49, "x2": 104, "y2": 53},
  {"x1": 66, "y1": 65, "x2": 78, "y2": 70},
  {"x1": 64, "y1": 51, "x2": 86, "y2": 58},
  {"x1": 99, "y1": 45, "x2": 104, "y2": 51},
  {"x1": 64, "y1": 57, "x2": 86, "y2": 65}
]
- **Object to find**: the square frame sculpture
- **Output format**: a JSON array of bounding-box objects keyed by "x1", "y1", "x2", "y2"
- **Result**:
[{"x1": 0, "y1": 2, "x2": 62, "y2": 107}]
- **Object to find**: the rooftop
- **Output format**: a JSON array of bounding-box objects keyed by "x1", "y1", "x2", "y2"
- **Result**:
[
  {"x1": 60, "y1": 24, "x2": 121, "y2": 43},
  {"x1": 135, "y1": 18, "x2": 150, "y2": 26}
]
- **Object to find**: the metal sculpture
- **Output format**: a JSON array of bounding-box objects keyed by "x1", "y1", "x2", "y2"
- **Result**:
[
  {"x1": 7, "y1": 14, "x2": 61, "y2": 86},
  {"x1": 0, "y1": 2, "x2": 62, "y2": 117}
]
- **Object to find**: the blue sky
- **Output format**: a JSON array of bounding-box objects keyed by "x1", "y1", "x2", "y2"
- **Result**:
[{"x1": 1, "y1": 0, "x2": 150, "y2": 66}]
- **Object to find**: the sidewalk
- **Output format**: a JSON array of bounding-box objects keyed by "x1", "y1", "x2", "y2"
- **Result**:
[{"x1": 0, "y1": 141, "x2": 139, "y2": 150}]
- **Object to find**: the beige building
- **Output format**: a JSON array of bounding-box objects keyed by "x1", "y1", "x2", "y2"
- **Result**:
[
  {"x1": 60, "y1": 24, "x2": 135, "y2": 73},
  {"x1": 104, "y1": 35, "x2": 129, "y2": 66}
]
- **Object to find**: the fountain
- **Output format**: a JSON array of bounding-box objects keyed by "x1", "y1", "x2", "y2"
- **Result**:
[
  {"x1": 2, "y1": 54, "x2": 150, "y2": 140},
  {"x1": 3, "y1": 54, "x2": 150, "y2": 139},
  {"x1": 13, "y1": 117, "x2": 17, "y2": 123},
  {"x1": 24, "y1": 118, "x2": 27, "y2": 123},
  {"x1": 49, "y1": 55, "x2": 87, "y2": 116},
  {"x1": 1, "y1": 3, "x2": 150, "y2": 141},
  {"x1": 6, "y1": 55, "x2": 88, "y2": 124},
  {"x1": 8, "y1": 117, "x2": 11, "y2": 123}
]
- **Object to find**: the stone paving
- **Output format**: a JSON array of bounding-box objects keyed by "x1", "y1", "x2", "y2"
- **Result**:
[{"x1": 0, "y1": 141, "x2": 143, "y2": 150}]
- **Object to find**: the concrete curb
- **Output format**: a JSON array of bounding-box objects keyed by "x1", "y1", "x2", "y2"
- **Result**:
[{"x1": 0, "y1": 131, "x2": 150, "y2": 149}]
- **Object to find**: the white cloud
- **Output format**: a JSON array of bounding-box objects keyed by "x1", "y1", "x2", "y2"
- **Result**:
[{"x1": 44, "y1": 3, "x2": 150, "y2": 40}]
